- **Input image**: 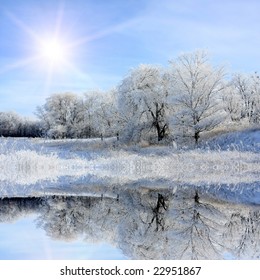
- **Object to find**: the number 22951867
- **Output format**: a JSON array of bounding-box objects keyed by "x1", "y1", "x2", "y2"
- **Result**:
[{"x1": 153, "y1": 266, "x2": 201, "y2": 276}]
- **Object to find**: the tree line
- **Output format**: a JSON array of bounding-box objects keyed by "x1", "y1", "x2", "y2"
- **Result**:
[
  {"x1": 1, "y1": 50, "x2": 259, "y2": 144},
  {"x1": 0, "y1": 111, "x2": 41, "y2": 137}
]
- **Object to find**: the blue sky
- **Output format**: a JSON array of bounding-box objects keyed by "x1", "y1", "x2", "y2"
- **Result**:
[{"x1": 0, "y1": 0, "x2": 260, "y2": 117}]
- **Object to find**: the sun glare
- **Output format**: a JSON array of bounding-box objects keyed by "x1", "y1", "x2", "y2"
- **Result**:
[{"x1": 39, "y1": 38, "x2": 67, "y2": 64}]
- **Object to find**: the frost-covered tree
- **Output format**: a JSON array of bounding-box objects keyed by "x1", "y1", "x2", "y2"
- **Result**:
[
  {"x1": 36, "y1": 93, "x2": 85, "y2": 138},
  {"x1": 222, "y1": 83, "x2": 244, "y2": 122},
  {"x1": 36, "y1": 90, "x2": 121, "y2": 139},
  {"x1": 0, "y1": 111, "x2": 21, "y2": 137},
  {"x1": 232, "y1": 73, "x2": 253, "y2": 121},
  {"x1": 81, "y1": 92, "x2": 99, "y2": 138},
  {"x1": 170, "y1": 50, "x2": 226, "y2": 144},
  {"x1": 249, "y1": 72, "x2": 260, "y2": 123},
  {"x1": 117, "y1": 65, "x2": 172, "y2": 143},
  {"x1": 84, "y1": 89, "x2": 120, "y2": 139},
  {"x1": 96, "y1": 88, "x2": 121, "y2": 138},
  {"x1": 226, "y1": 73, "x2": 260, "y2": 124}
]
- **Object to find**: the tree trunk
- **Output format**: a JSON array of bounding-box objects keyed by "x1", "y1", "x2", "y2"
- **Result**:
[
  {"x1": 194, "y1": 131, "x2": 200, "y2": 145},
  {"x1": 156, "y1": 122, "x2": 167, "y2": 142}
]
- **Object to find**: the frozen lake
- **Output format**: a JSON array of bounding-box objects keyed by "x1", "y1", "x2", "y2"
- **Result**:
[{"x1": 0, "y1": 137, "x2": 259, "y2": 259}]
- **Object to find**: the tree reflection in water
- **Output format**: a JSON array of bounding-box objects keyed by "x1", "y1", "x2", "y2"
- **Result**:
[{"x1": 0, "y1": 185, "x2": 259, "y2": 260}]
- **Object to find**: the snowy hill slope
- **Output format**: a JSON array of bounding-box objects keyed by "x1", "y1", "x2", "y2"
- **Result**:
[{"x1": 200, "y1": 128, "x2": 260, "y2": 152}]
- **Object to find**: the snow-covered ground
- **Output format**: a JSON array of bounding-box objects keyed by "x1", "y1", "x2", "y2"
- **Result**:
[{"x1": 0, "y1": 129, "x2": 259, "y2": 199}]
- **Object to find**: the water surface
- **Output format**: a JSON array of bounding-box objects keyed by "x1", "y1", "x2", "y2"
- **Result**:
[{"x1": 1, "y1": 185, "x2": 259, "y2": 260}]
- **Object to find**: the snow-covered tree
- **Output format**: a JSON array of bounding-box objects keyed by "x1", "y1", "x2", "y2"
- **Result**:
[
  {"x1": 36, "y1": 90, "x2": 122, "y2": 139},
  {"x1": 249, "y1": 72, "x2": 260, "y2": 123},
  {"x1": 117, "y1": 64, "x2": 172, "y2": 143},
  {"x1": 232, "y1": 73, "x2": 253, "y2": 121},
  {"x1": 225, "y1": 73, "x2": 260, "y2": 124},
  {"x1": 0, "y1": 111, "x2": 21, "y2": 137},
  {"x1": 84, "y1": 89, "x2": 120, "y2": 139},
  {"x1": 36, "y1": 93, "x2": 85, "y2": 138},
  {"x1": 170, "y1": 50, "x2": 226, "y2": 144},
  {"x1": 222, "y1": 83, "x2": 244, "y2": 122}
]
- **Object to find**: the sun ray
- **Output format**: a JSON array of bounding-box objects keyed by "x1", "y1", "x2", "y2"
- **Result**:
[
  {"x1": 5, "y1": 11, "x2": 42, "y2": 44},
  {"x1": 68, "y1": 18, "x2": 140, "y2": 49},
  {"x1": 60, "y1": 59, "x2": 98, "y2": 87},
  {"x1": 0, "y1": 55, "x2": 41, "y2": 75},
  {"x1": 43, "y1": 63, "x2": 54, "y2": 96},
  {"x1": 54, "y1": 2, "x2": 64, "y2": 37}
]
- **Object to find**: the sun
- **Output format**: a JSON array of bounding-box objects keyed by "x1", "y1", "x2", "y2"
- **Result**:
[{"x1": 39, "y1": 38, "x2": 68, "y2": 64}]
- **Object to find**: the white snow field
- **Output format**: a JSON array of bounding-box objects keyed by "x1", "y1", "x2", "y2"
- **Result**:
[{"x1": 0, "y1": 128, "x2": 259, "y2": 197}]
